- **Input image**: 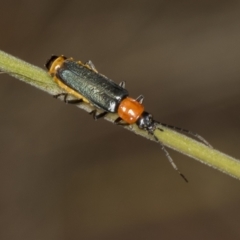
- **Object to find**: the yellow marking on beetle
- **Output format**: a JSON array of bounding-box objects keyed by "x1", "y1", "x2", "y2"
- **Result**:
[
  {"x1": 53, "y1": 76, "x2": 89, "y2": 103},
  {"x1": 49, "y1": 56, "x2": 66, "y2": 75}
]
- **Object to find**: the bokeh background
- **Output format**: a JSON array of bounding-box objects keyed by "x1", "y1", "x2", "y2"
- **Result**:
[{"x1": 1, "y1": 0, "x2": 240, "y2": 239}]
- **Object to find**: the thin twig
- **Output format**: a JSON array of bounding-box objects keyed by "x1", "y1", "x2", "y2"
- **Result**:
[{"x1": 0, "y1": 50, "x2": 240, "y2": 180}]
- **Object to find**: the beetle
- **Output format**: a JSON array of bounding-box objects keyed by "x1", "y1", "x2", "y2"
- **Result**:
[
  {"x1": 46, "y1": 55, "x2": 212, "y2": 182},
  {"x1": 46, "y1": 55, "x2": 151, "y2": 129}
]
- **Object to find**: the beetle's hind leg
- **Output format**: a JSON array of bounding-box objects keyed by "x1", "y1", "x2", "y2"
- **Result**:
[
  {"x1": 54, "y1": 93, "x2": 83, "y2": 104},
  {"x1": 85, "y1": 60, "x2": 98, "y2": 73},
  {"x1": 119, "y1": 81, "x2": 126, "y2": 88}
]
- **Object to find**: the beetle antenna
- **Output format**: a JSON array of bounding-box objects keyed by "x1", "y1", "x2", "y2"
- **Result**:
[
  {"x1": 157, "y1": 122, "x2": 212, "y2": 148},
  {"x1": 160, "y1": 143, "x2": 188, "y2": 182},
  {"x1": 153, "y1": 134, "x2": 188, "y2": 182}
]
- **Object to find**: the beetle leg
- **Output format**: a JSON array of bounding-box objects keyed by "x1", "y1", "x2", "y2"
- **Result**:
[
  {"x1": 114, "y1": 117, "x2": 122, "y2": 124},
  {"x1": 65, "y1": 99, "x2": 83, "y2": 104},
  {"x1": 135, "y1": 95, "x2": 144, "y2": 104},
  {"x1": 119, "y1": 81, "x2": 126, "y2": 88},
  {"x1": 114, "y1": 117, "x2": 129, "y2": 126},
  {"x1": 54, "y1": 93, "x2": 83, "y2": 104},
  {"x1": 85, "y1": 60, "x2": 98, "y2": 73},
  {"x1": 89, "y1": 109, "x2": 108, "y2": 120}
]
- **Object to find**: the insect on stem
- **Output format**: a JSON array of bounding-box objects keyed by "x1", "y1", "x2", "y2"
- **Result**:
[{"x1": 45, "y1": 55, "x2": 212, "y2": 182}]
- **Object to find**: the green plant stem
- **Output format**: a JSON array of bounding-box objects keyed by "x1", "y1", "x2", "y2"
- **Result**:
[
  {"x1": 0, "y1": 49, "x2": 240, "y2": 180},
  {"x1": 154, "y1": 128, "x2": 240, "y2": 179}
]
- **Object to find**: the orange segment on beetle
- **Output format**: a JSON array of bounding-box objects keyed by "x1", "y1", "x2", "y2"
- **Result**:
[{"x1": 118, "y1": 97, "x2": 144, "y2": 124}]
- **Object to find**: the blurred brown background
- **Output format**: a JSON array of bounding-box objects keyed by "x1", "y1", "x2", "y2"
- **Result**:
[{"x1": 1, "y1": 0, "x2": 240, "y2": 239}]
